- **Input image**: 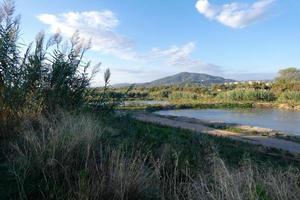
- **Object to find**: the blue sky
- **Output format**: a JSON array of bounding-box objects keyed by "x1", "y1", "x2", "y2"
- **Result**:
[{"x1": 15, "y1": 0, "x2": 300, "y2": 85}]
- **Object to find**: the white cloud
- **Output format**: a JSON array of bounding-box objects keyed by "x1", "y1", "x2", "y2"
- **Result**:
[
  {"x1": 150, "y1": 42, "x2": 221, "y2": 74},
  {"x1": 195, "y1": 0, "x2": 275, "y2": 28},
  {"x1": 37, "y1": 10, "x2": 225, "y2": 84},
  {"x1": 151, "y1": 42, "x2": 195, "y2": 66},
  {"x1": 37, "y1": 11, "x2": 137, "y2": 60},
  {"x1": 226, "y1": 72, "x2": 276, "y2": 81}
]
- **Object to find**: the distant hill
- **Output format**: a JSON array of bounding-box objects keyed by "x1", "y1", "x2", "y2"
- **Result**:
[
  {"x1": 112, "y1": 83, "x2": 133, "y2": 88},
  {"x1": 113, "y1": 72, "x2": 235, "y2": 88},
  {"x1": 145, "y1": 72, "x2": 235, "y2": 86}
]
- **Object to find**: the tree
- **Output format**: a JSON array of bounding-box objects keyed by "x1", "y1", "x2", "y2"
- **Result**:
[{"x1": 276, "y1": 67, "x2": 300, "y2": 82}]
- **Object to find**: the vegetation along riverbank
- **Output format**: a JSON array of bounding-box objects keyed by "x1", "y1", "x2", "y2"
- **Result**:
[
  {"x1": 113, "y1": 68, "x2": 300, "y2": 111},
  {"x1": 1, "y1": 1, "x2": 300, "y2": 199}
]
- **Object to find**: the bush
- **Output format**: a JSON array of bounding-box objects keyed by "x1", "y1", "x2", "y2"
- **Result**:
[
  {"x1": 23, "y1": 31, "x2": 99, "y2": 112},
  {"x1": 169, "y1": 91, "x2": 199, "y2": 100},
  {"x1": 127, "y1": 90, "x2": 149, "y2": 99},
  {"x1": 0, "y1": 0, "x2": 25, "y2": 134},
  {"x1": 277, "y1": 91, "x2": 300, "y2": 103},
  {"x1": 0, "y1": 0, "x2": 117, "y2": 136},
  {"x1": 272, "y1": 80, "x2": 300, "y2": 93},
  {"x1": 217, "y1": 89, "x2": 276, "y2": 102}
]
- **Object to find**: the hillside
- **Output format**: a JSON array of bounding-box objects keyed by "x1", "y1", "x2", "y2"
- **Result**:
[
  {"x1": 113, "y1": 72, "x2": 235, "y2": 88},
  {"x1": 145, "y1": 72, "x2": 235, "y2": 86}
]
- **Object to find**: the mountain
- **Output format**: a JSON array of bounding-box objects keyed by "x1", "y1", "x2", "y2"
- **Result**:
[
  {"x1": 112, "y1": 83, "x2": 133, "y2": 88},
  {"x1": 112, "y1": 72, "x2": 235, "y2": 88},
  {"x1": 145, "y1": 72, "x2": 235, "y2": 86}
]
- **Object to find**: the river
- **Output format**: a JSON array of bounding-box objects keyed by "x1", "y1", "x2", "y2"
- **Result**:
[{"x1": 155, "y1": 108, "x2": 300, "y2": 135}]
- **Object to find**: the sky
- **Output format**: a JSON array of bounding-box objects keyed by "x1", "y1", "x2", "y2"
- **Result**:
[{"x1": 14, "y1": 0, "x2": 300, "y2": 85}]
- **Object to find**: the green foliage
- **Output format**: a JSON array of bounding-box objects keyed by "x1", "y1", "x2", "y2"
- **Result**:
[
  {"x1": 21, "y1": 31, "x2": 100, "y2": 112},
  {"x1": 117, "y1": 77, "x2": 300, "y2": 110},
  {"x1": 216, "y1": 89, "x2": 276, "y2": 102},
  {"x1": 271, "y1": 67, "x2": 300, "y2": 97},
  {"x1": 0, "y1": 4, "x2": 89, "y2": 114},
  {"x1": 127, "y1": 90, "x2": 149, "y2": 99},
  {"x1": 278, "y1": 91, "x2": 300, "y2": 103},
  {"x1": 115, "y1": 82, "x2": 282, "y2": 106},
  {"x1": 276, "y1": 67, "x2": 300, "y2": 82},
  {"x1": 272, "y1": 80, "x2": 300, "y2": 93},
  {"x1": 169, "y1": 91, "x2": 199, "y2": 100},
  {"x1": 144, "y1": 102, "x2": 253, "y2": 112},
  {"x1": 0, "y1": 0, "x2": 119, "y2": 136},
  {"x1": 0, "y1": 1, "x2": 23, "y2": 116},
  {"x1": 88, "y1": 69, "x2": 131, "y2": 115},
  {"x1": 0, "y1": 0, "x2": 28, "y2": 135}
]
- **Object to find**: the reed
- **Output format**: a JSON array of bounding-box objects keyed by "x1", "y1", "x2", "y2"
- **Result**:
[{"x1": 5, "y1": 112, "x2": 299, "y2": 200}]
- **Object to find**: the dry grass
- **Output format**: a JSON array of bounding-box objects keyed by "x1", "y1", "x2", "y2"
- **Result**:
[
  {"x1": 189, "y1": 158, "x2": 300, "y2": 200},
  {"x1": 6, "y1": 112, "x2": 300, "y2": 200}
]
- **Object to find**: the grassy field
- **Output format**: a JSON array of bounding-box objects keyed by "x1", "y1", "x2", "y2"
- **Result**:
[
  {"x1": 1, "y1": 112, "x2": 299, "y2": 199},
  {"x1": 1, "y1": 1, "x2": 300, "y2": 198}
]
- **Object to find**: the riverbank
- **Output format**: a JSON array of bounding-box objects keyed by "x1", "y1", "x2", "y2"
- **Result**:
[
  {"x1": 256, "y1": 102, "x2": 300, "y2": 110},
  {"x1": 133, "y1": 111, "x2": 300, "y2": 154},
  {"x1": 3, "y1": 112, "x2": 300, "y2": 199},
  {"x1": 120, "y1": 100, "x2": 300, "y2": 112}
]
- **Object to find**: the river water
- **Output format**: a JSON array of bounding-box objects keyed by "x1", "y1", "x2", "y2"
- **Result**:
[{"x1": 156, "y1": 108, "x2": 300, "y2": 135}]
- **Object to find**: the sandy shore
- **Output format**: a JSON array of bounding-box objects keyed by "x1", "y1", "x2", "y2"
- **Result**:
[{"x1": 133, "y1": 112, "x2": 300, "y2": 154}]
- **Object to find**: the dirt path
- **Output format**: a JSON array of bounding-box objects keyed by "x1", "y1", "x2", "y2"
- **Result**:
[{"x1": 133, "y1": 112, "x2": 300, "y2": 154}]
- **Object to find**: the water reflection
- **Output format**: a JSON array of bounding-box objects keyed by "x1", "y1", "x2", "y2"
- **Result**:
[{"x1": 156, "y1": 109, "x2": 300, "y2": 135}]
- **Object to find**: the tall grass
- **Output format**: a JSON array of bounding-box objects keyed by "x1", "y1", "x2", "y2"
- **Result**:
[
  {"x1": 217, "y1": 89, "x2": 276, "y2": 102},
  {"x1": 8, "y1": 112, "x2": 156, "y2": 199},
  {"x1": 168, "y1": 91, "x2": 199, "y2": 100},
  {"x1": 6, "y1": 112, "x2": 300, "y2": 200},
  {"x1": 0, "y1": 0, "x2": 119, "y2": 137},
  {"x1": 1, "y1": 1, "x2": 299, "y2": 199},
  {"x1": 188, "y1": 157, "x2": 300, "y2": 200},
  {"x1": 278, "y1": 91, "x2": 300, "y2": 104}
]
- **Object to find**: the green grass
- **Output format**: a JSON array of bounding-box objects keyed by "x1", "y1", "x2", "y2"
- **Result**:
[
  {"x1": 140, "y1": 102, "x2": 254, "y2": 112},
  {"x1": 1, "y1": 112, "x2": 299, "y2": 199},
  {"x1": 116, "y1": 84, "x2": 300, "y2": 110},
  {"x1": 120, "y1": 118, "x2": 299, "y2": 167},
  {"x1": 216, "y1": 89, "x2": 276, "y2": 102}
]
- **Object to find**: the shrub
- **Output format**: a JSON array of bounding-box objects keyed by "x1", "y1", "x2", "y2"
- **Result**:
[
  {"x1": 217, "y1": 89, "x2": 276, "y2": 102},
  {"x1": 127, "y1": 90, "x2": 149, "y2": 99},
  {"x1": 88, "y1": 70, "x2": 130, "y2": 115},
  {"x1": 276, "y1": 67, "x2": 300, "y2": 82},
  {"x1": 0, "y1": 0, "x2": 25, "y2": 134},
  {"x1": 169, "y1": 91, "x2": 199, "y2": 100},
  {"x1": 22, "y1": 31, "x2": 100, "y2": 112},
  {"x1": 277, "y1": 91, "x2": 300, "y2": 103},
  {"x1": 0, "y1": 0, "x2": 117, "y2": 136},
  {"x1": 272, "y1": 80, "x2": 300, "y2": 93}
]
